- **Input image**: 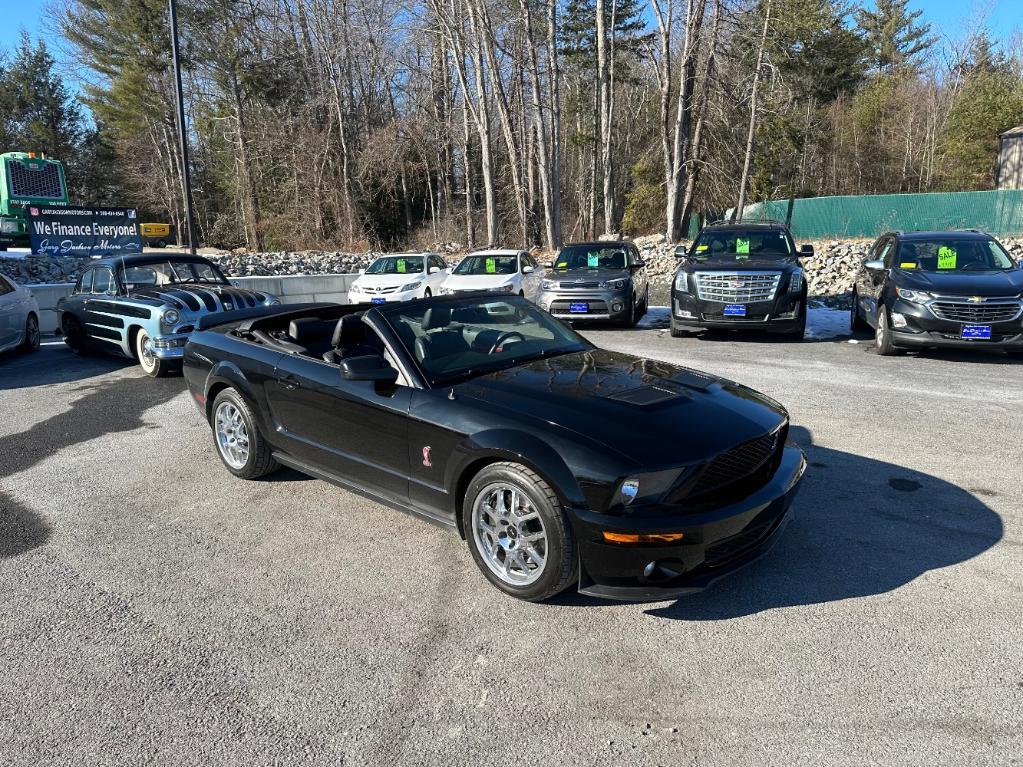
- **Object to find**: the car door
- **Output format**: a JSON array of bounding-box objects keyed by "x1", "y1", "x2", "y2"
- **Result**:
[
  {"x1": 0, "y1": 276, "x2": 17, "y2": 348},
  {"x1": 520, "y1": 252, "x2": 542, "y2": 301},
  {"x1": 81, "y1": 266, "x2": 126, "y2": 347},
  {"x1": 266, "y1": 336, "x2": 413, "y2": 504},
  {"x1": 863, "y1": 238, "x2": 894, "y2": 324},
  {"x1": 629, "y1": 245, "x2": 648, "y2": 301}
]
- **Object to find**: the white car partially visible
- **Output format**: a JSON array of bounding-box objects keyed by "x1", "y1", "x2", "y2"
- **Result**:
[
  {"x1": 0, "y1": 274, "x2": 40, "y2": 354},
  {"x1": 348, "y1": 253, "x2": 450, "y2": 305},
  {"x1": 439, "y1": 249, "x2": 543, "y2": 301}
]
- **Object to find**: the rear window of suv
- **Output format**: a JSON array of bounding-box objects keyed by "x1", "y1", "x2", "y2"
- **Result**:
[{"x1": 691, "y1": 229, "x2": 793, "y2": 261}]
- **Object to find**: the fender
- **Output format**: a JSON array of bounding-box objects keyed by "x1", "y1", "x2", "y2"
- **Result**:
[{"x1": 203, "y1": 359, "x2": 267, "y2": 428}]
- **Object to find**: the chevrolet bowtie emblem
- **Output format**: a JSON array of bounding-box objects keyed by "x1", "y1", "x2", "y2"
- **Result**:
[{"x1": 968, "y1": 296, "x2": 984, "y2": 303}]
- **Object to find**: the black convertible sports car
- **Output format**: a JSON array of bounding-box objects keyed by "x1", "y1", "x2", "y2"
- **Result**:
[{"x1": 183, "y1": 294, "x2": 806, "y2": 601}]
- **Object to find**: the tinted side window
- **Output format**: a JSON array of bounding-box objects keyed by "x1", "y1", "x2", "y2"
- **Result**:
[
  {"x1": 0, "y1": 276, "x2": 13, "y2": 295},
  {"x1": 880, "y1": 240, "x2": 896, "y2": 268}
]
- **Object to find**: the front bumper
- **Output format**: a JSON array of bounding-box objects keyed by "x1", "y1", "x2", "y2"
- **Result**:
[
  {"x1": 672, "y1": 291, "x2": 802, "y2": 331},
  {"x1": 572, "y1": 444, "x2": 806, "y2": 601},
  {"x1": 540, "y1": 289, "x2": 632, "y2": 321},
  {"x1": 349, "y1": 288, "x2": 419, "y2": 305},
  {"x1": 151, "y1": 333, "x2": 189, "y2": 359},
  {"x1": 887, "y1": 298, "x2": 1023, "y2": 350}
]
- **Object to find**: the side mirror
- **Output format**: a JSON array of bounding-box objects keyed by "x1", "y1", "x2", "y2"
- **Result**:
[
  {"x1": 429, "y1": 266, "x2": 441, "y2": 274},
  {"x1": 674, "y1": 245, "x2": 688, "y2": 258},
  {"x1": 799, "y1": 244, "x2": 814, "y2": 257},
  {"x1": 522, "y1": 265, "x2": 535, "y2": 274},
  {"x1": 340, "y1": 354, "x2": 399, "y2": 385},
  {"x1": 864, "y1": 259, "x2": 885, "y2": 271},
  {"x1": 633, "y1": 260, "x2": 646, "y2": 268},
  {"x1": 544, "y1": 261, "x2": 554, "y2": 269}
]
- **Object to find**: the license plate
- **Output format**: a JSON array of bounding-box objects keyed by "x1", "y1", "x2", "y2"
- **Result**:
[
  {"x1": 961, "y1": 324, "x2": 991, "y2": 340},
  {"x1": 371, "y1": 297, "x2": 387, "y2": 305},
  {"x1": 724, "y1": 304, "x2": 746, "y2": 317},
  {"x1": 569, "y1": 302, "x2": 588, "y2": 313}
]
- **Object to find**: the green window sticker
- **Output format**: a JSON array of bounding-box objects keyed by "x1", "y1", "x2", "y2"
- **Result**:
[
  {"x1": 900, "y1": 262, "x2": 917, "y2": 269},
  {"x1": 696, "y1": 244, "x2": 709, "y2": 252},
  {"x1": 937, "y1": 246, "x2": 957, "y2": 270},
  {"x1": 587, "y1": 253, "x2": 599, "y2": 267},
  {"x1": 736, "y1": 238, "x2": 750, "y2": 254},
  {"x1": 397, "y1": 259, "x2": 407, "y2": 273},
  {"x1": 485, "y1": 257, "x2": 496, "y2": 273},
  {"x1": 557, "y1": 261, "x2": 568, "y2": 268}
]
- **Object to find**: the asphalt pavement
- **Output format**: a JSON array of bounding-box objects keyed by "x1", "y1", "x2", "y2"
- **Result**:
[{"x1": 1, "y1": 324, "x2": 1021, "y2": 766}]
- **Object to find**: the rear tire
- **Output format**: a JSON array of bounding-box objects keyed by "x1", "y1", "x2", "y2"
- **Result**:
[
  {"x1": 210, "y1": 388, "x2": 279, "y2": 479},
  {"x1": 463, "y1": 462, "x2": 576, "y2": 601},
  {"x1": 61, "y1": 314, "x2": 88, "y2": 355},
  {"x1": 850, "y1": 289, "x2": 868, "y2": 331},
  {"x1": 20, "y1": 313, "x2": 40, "y2": 353},
  {"x1": 135, "y1": 328, "x2": 169, "y2": 377}
]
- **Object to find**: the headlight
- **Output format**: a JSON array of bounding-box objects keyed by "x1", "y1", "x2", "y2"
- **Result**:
[
  {"x1": 162, "y1": 309, "x2": 180, "y2": 326},
  {"x1": 896, "y1": 287, "x2": 931, "y2": 303},
  {"x1": 541, "y1": 279, "x2": 558, "y2": 290},
  {"x1": 789, "y1": 268, "x2": 804, "y2": 293},
  {"x1": 350, "y1": 284, "x2": 361, "y2": 292},
  {"x1": 401, "y1": 281, "x2": 422, "y2": 292},
  {"x1": 674, "y1": 272, "x2": 688, "y2": 293},
  {"x1": 615, "y1": 478, "x2": 640, "y2": 506},
  {"x1": 500, "y1": 284, "x2": 516, "y2": 293},
  {"x1": 601, "y1": 278, "x2": 628, "y2": 291}
]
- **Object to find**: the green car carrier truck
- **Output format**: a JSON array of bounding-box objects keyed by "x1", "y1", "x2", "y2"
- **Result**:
[{"x1": 0, "y1": 151, "x2": 70, "y2": 250}]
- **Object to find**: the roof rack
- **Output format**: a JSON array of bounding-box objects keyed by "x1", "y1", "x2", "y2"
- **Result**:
[{"x1": 706, "y1": 218, "x2": 790, "y2": 227}]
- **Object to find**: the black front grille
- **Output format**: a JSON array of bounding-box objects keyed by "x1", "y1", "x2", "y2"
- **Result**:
[
  {"x1": 705, "y1": 517, "x2": 779, "y2": 566},
  {"x1": 929, "y1": 301, "x2": 1021, "y2": 323},
  {"x1": 7, "y1": 159, "x2": 65, "y2": 199},
  {"x1": 689, "y1": 430, "x2": 781, "y2": 496}
]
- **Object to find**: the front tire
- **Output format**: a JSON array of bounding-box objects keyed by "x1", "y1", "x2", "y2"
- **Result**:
[
  {"x1": 463, "y1": 462, "x2": 576, "y2": 601},
  {"x1": 850, "y1": 288, "x2": 868, "y2": 331},
  {"x1": 670, "y1": 317, "x2": 691, "y2": 338},
  {"x1": 620, "y1": 294, "x2": 639, "y2": 328},
  {"x1": 423, "y1": 287, "x2": 432, "y2": 298},
  {"x1": 210, "y1": 388, "x2": 279, "y2": 479},
  {"x1": 786, "y1": 302, "x2": 806, "y2": 340},
  {"x1": 135, "y1": 328, "x2": 169, "y2": 377},
  {"x1": 20, "y1": 314, "x2": 40, "y2": 353},
  {"x1": 874, "y1": 305, "x2": 900, "y2": 356}
]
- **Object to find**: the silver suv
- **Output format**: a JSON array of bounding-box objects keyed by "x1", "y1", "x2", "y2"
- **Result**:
[{"x1": 538, "y1": 241, "x2": 649, "y2": 327}]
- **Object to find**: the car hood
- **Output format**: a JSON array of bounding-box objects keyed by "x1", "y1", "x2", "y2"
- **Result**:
[
  {"x1": 455, "y1": 349, "x2": 787, "y2": 468},
  {"x1": 547, "y1": 267, "x2": 630, "y2": 283},
  {"x1": 895, "y1": 268, "x2": 1023, "y2": 296},
  {"x1": 353, "y1": 272, "x2": 426, "y2": 288},
  {"x1": 685, "y1": 257, "x2": 798, "y2": 272},
  {"x1": 127, "y1": 283, "x2": 270, "y2": 313},
  {"x1": 443, "y1": 273, "x2": 517, "y2": 289}
]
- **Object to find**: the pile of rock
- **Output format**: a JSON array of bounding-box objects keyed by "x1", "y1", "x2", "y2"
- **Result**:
[{"x1": 205, "y1": 250, "x2": 379, "y2": 277}]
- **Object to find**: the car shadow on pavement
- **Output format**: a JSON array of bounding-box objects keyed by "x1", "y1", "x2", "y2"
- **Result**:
[
  {"x1": 0, "y1": 373, "x2": 181, "y2": 558},
  {"x1": 641, "y1": 425, "x2": 1003, "y2": 620},
  {"x1": 0, "y1": 341, "x2": 137, "y2": 391}
]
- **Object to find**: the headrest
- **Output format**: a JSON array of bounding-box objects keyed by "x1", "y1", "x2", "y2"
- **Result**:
[
  {"x1": 289, "y1": 317, "x2": 334, "y2": 345},
  {"x1": 422, "y1": 306, "x2": 451, "y2": 330},
  {"x1": 333, "y1": 312, "x2": 366, "y2": 347}
]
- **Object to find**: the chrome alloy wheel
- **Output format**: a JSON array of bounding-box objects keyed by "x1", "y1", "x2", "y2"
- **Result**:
[
  {"x1": 215, "y1": 402, "x2": 250, "y2": 469},
  {"x1": 472, "y1": 483, "x2": 548, "y2": 585}
]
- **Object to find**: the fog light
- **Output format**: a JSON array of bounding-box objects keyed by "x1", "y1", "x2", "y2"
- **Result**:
[
  {"x1": 778, "y1": 302, "x2": 800, "y2": 319},
  {"x1": 602, "y1": 532, "x2": 685, "y2": 544},
  {"x1": 891, "y1": 312, "x2": 908, "y2": 328},
  {"x1": 612, "y1": 302, "x2": 623, "y2": 312},
  {"x1": 677, "y1": 310, "x2": 694, "y2": 318}
]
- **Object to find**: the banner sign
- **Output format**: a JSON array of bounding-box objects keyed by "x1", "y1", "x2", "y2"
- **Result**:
[{"x1": 27, "y1": 205, "x2": 143, "y2": 257}]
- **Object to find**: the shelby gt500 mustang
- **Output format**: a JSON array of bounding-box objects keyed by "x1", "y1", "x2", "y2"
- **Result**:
[
  {"x1": 57, "y1": 253, "x2": 278, "y2": 376},
  {"x1": 184, "y1": 294, "x2": 806, "y2": 601}
]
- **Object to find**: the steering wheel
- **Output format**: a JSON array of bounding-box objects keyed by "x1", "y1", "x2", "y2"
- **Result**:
[{"x1": 488, "y1": 331, "x2": 526, "y2": 354}]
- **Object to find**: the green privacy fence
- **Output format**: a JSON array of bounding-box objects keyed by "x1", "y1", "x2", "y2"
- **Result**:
[{"x1": 735, "y1": 190, "x2": 1023, "y2": 240}]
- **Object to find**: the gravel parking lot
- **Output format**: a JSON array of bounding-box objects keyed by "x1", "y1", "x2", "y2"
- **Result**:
[{"x1": 1, "y1": 322, "x2": 1021, "y2": 766}]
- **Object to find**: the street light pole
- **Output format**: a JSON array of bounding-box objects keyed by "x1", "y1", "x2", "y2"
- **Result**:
[{"x1": 169, "y1": 0, "x2": 198, "y2": 255}]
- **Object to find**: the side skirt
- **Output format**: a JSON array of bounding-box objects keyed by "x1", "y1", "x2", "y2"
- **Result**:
[{"x1": 271, "y1": 451, "x2": 457, "y2": 532}]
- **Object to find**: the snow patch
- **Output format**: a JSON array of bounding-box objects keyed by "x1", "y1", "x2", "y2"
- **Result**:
[
  {"x1": 805, "y1": 307, "x2": 850, "y2": 340},
  {"x1": 637, "y1": 306, "x2": 671, "y2": 330}
]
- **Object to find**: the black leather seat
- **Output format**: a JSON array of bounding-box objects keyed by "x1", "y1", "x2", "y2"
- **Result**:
[
  {"x1": 415, "y1": 306, "x2": 470, "y2": 362},
  {"x1": 323, "y1": 313, "x2": 380, "y2": 363},
  {"x1": 288, "y1": 318, "x2": 335, "y2": 357}
]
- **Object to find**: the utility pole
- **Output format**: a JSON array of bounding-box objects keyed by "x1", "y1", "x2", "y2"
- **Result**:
[{"x1": 169, "y1": 0, "x2": 198, "y2": 254}]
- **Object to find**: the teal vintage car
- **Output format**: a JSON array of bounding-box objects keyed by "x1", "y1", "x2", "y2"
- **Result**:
[{"x1": 56, "y1": 254, "x2": 279, "y2": 377}]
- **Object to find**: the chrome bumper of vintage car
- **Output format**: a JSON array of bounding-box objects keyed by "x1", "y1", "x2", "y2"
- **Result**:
[{"x1": 151, "y1": 333, "x2": 190, "y2": 358}]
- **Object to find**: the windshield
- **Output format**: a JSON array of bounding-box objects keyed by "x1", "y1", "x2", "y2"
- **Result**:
[
  {"x1": 366, "y1": 256, "x2": 425, "y2": 275},
  {"x1": 553, "y1": 245, "x2": 628, "y2": 270},
  {"x1": 121, "y1": 259, "x2": 228, "y2": 287},
  {"x1": 895, "y1": 239, "x2": 1015, "y2": 272},
  {"x1": 690, "y1": 229, "x2": 793, "y2": 262},
  {"x1": 378, "y1": 296, "x2": 589, "y2": 385},
  {"x1": 454, "y1": 254, "x2": 518, "y2": 275}
]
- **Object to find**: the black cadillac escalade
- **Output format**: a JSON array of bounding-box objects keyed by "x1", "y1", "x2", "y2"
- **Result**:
[{"x1": 671, "y1": 221, "x2": 812, "y2": 339}]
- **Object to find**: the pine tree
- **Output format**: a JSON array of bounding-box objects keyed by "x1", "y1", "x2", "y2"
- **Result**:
[{"x1": 855, "y1": 0, "x2": 935, "y2": 73}]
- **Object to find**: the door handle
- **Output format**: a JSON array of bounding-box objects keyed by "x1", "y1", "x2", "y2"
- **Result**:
[{"x1": 278, "y1": 374, "x2": 301, "y2": 391}]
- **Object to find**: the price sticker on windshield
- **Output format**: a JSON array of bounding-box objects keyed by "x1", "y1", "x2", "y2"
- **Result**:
[
  {"x1": 397, "y1": 259, "x2": 407, "y2": 273},
  {"x1": 587, "y1": 253, "x2": 599, "y2": 267},
  {"x1": 736, "y1": 238, "x2": 750, "y2": 255},
  {"x1": 937, "y1": 246, "x2": 957, "y2": 270},
  {"x1": 485, "y1": 257, "x2": 496, "y2": 273}
]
